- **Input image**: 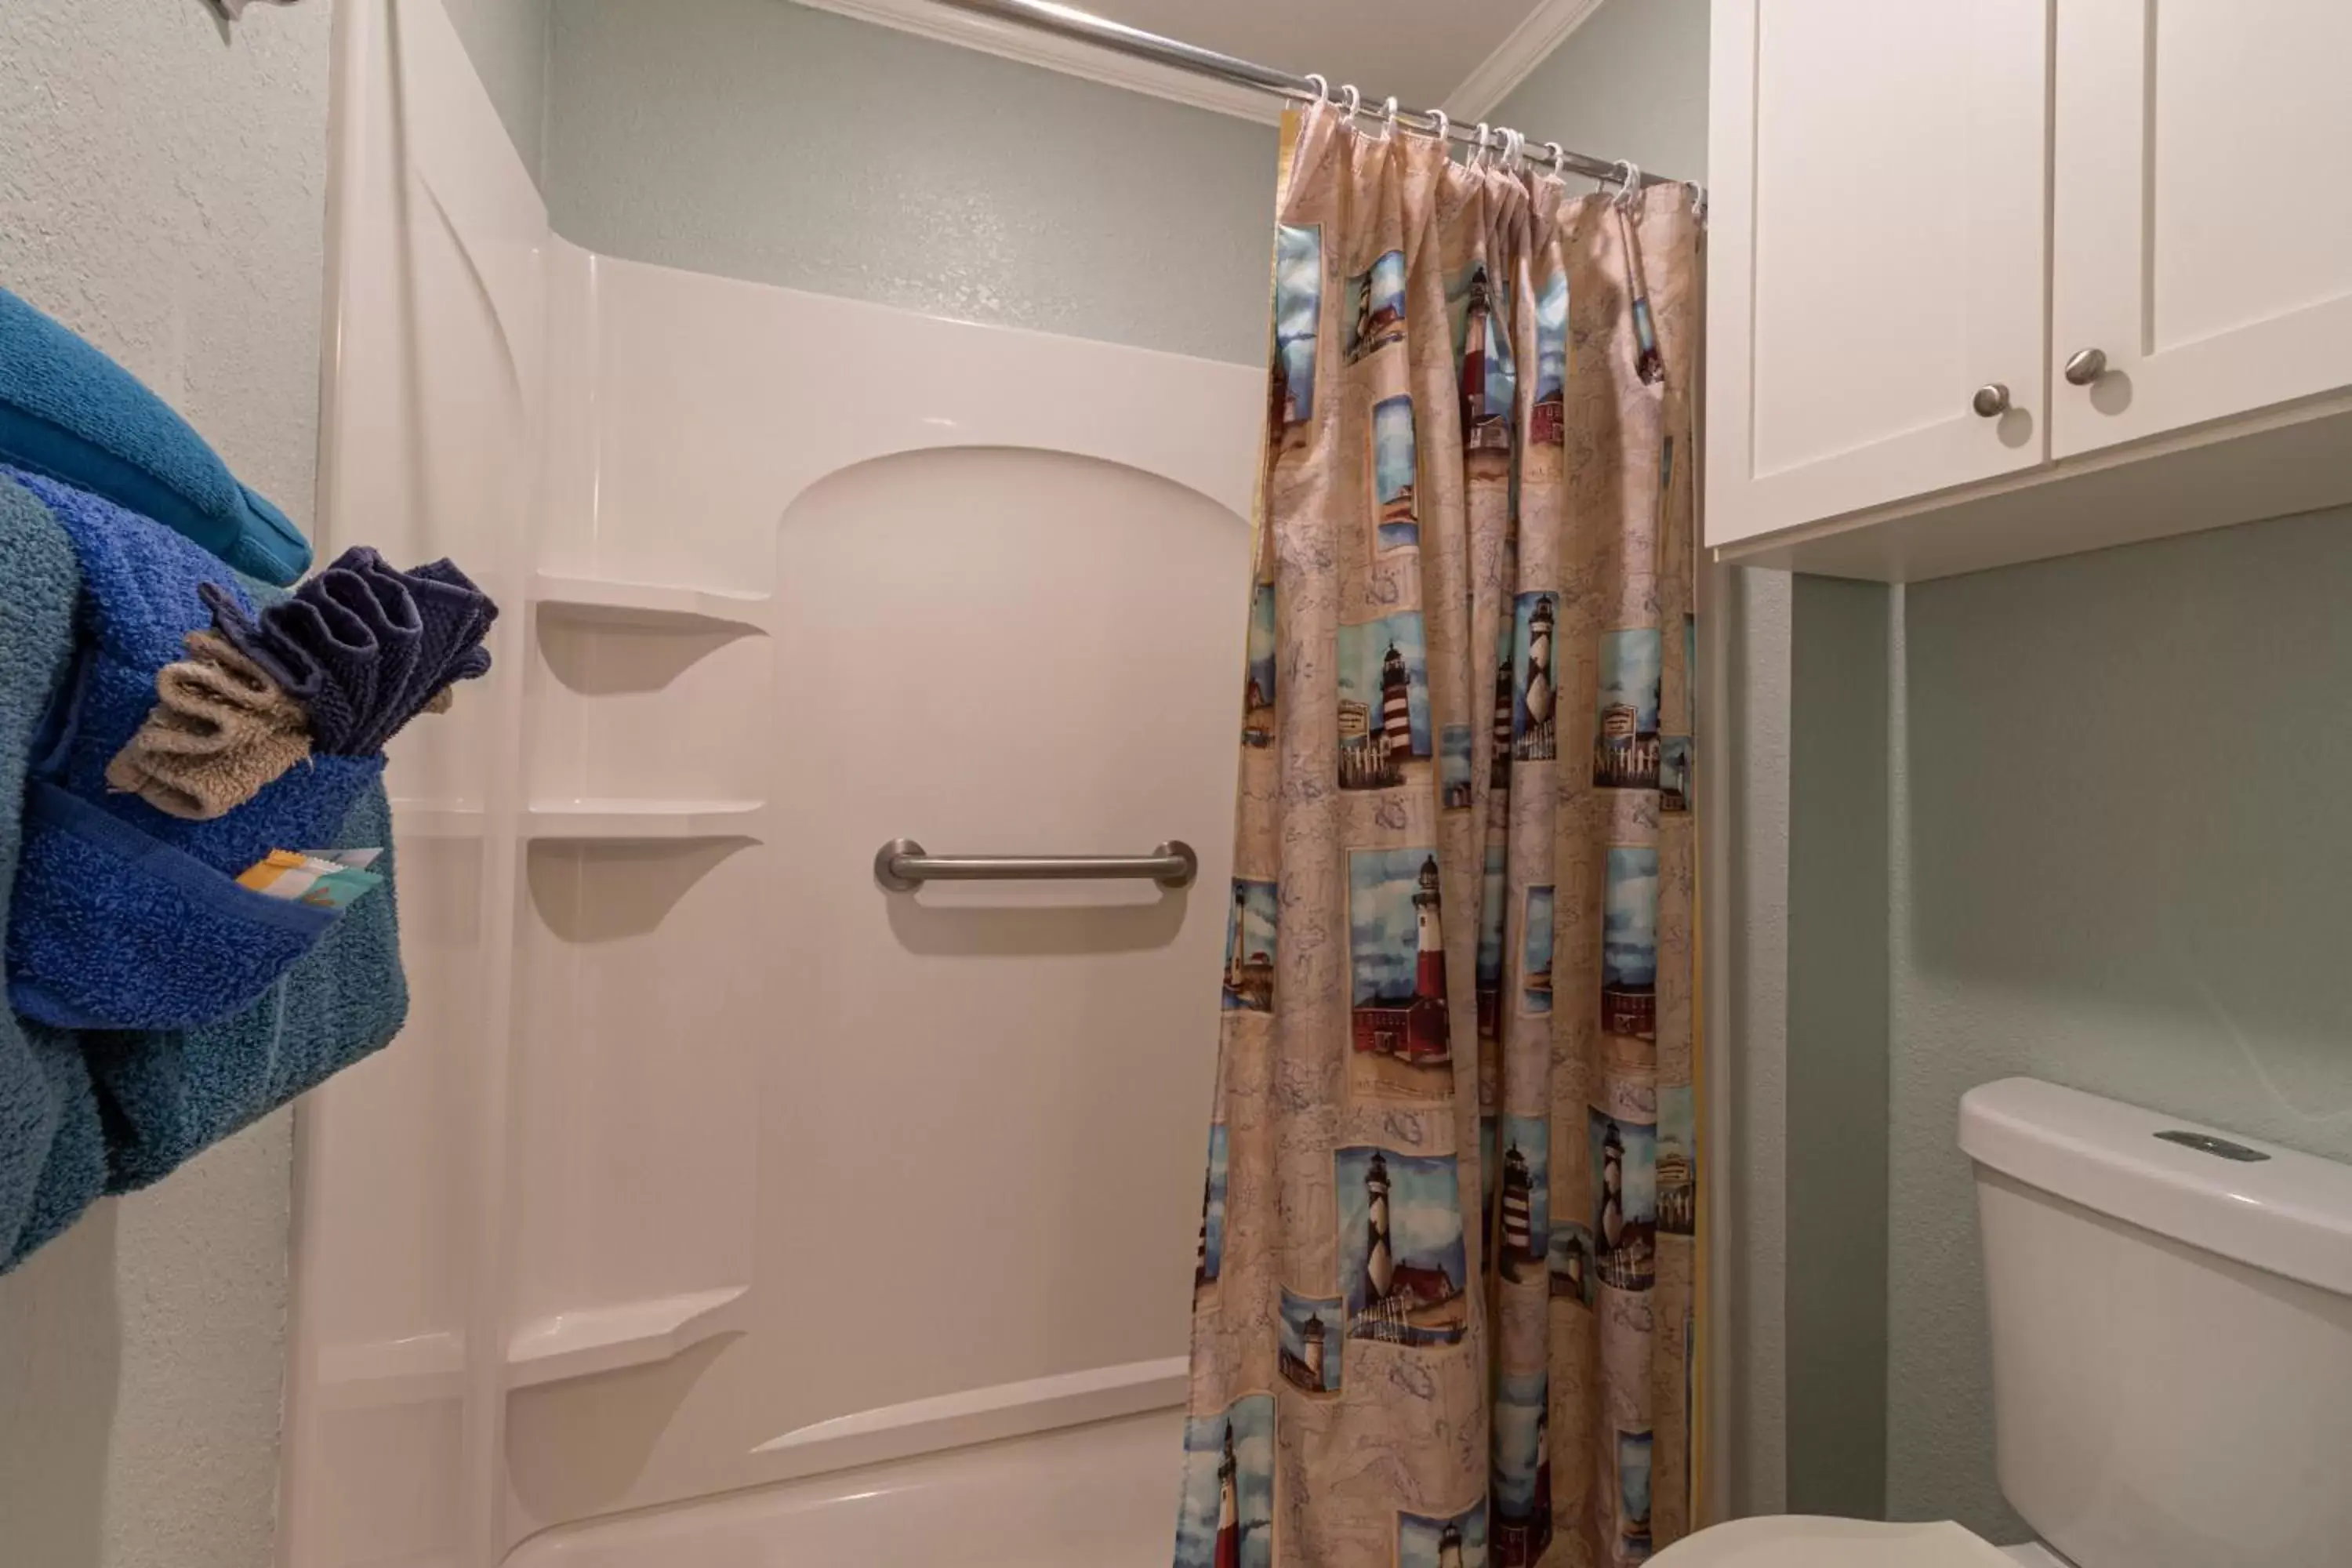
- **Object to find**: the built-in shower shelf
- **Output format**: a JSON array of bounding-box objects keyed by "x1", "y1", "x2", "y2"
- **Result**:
[
  {"x1": 747, "y1": 1355, "x2": 1189, "y2": 1483},
  {"x1": 524, "y1": 798, "x2": 768, "y2": 842},
  {"x1": 505, "y1": 1286, "x2": 752, "y2": 1388},
  {"x1": 390, "y1": 799, "x2": 489, "y2": 840},
  {"x1": 532, "y1": 572, "x2": 772, "y2": 634}
]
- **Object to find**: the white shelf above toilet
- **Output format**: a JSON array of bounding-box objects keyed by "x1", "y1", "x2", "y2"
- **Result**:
[
  {"x1": 505, "y1": 1286, "x2": 752, "y2": 1389},
  {"x1": 523, "y1": 798, "x2": 768, "y2": 842},
  {"x1": 532, "y1": 571, "x2": 772, "y2": 634}
]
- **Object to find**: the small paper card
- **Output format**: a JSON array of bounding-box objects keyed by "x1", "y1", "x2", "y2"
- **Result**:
[{"x1": 238, "y1": 848, "x2": 386, "y2": 909}]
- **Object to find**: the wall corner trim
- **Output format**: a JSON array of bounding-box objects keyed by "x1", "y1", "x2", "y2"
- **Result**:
[
  {"x1": 782, "y1": 0, "x2": 1283, "y2": 123},
  {"x1": 1442, "y1": 0, "x2": 1607, "y2": 122}
]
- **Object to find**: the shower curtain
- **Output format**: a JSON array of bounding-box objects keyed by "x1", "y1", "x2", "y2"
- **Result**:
[{"x1": 1181, "y1": 101, "x2": 1700, "y2": 1568}]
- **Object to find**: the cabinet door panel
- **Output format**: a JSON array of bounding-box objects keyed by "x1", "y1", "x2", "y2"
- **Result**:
[
  {"x1": 1707, "y1": 0, "x2": 2050, "y2": 546},
  {"x1": 2053, "y1": 0, "x2": 2352, "y2": 456}
]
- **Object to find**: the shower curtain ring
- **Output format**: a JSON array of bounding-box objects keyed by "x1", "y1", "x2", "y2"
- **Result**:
[
  {"x1": 1303, "y1": 72, "x2": 1330, "y2": 106},
  {"x1": 1501, "y1": 127, "x2": 1526, "y2": 171},
  {"x1": 1473, "y1": 122, "x2": 1493, "y2": 166},
  {"x1": 1381, "y1": 96, "x2": 1400, "y2": 137},
  {"x1": 1427, "y1": 108, "x2": 1450, "y2": 148},
  {"x1": 1609, "y1": 159, "x2": 1642, "y2": 207},
  {"x1": 1685, "y1": 180, "x2": 1709, "y2": 223},
  {"x1": 1543, "y1": 142, "x2": 1566, "y2": 179},
  {"x1": 1340, "y1": 84, "x2": 1363, "y2": 121}
]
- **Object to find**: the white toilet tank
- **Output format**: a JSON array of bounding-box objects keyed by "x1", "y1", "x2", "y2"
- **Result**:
[{"x1": 1960, "y1": 1079, "x2": 2352, "y2": 1568}]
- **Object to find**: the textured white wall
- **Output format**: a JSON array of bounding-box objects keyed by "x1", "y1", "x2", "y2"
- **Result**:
[
  {"x1": 541, "y1": 0, "x2": 1280, "y2": 366},
  {"x1": 0, "y1": 2, "x2": 332, "y2": 1563}
]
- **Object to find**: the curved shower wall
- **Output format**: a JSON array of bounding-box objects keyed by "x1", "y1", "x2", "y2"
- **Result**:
[{"x1": 282, "y1": 5, "x2": 1261, "y2": 1563}]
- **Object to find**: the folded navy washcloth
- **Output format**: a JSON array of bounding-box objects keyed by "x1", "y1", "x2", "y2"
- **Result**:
[
  {"x1": 0, "y1": 286, "x2": 310, "y2": 584},
  {"x1": 378, "y1": 555, "x2": 496, "y2": 689},
  {"x1": 0, "y1": 478, "x2": 107, "y2": 1270},
  {"x1": 2, "y1": 468, "x2": 385, "y2": 1033},
  {"x1": 203, "y1": 546, "x2": 498, "y2": 755}
]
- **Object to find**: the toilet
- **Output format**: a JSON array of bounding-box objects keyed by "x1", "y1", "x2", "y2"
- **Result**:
[{"x1": 1659, "y1": 1076, "x2": 2352, "y2": 1566}]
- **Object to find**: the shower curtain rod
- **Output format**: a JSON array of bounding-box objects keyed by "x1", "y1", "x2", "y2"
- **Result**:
[{"x1": 930, "y1": 0, "x2": 1688, "y2": 190}]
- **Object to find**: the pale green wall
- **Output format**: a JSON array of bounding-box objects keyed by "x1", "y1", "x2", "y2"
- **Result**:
[
  {"x1": 1490, "y1": 0, "x2": 1711, "y2": 187},
  {"x1": 444, "y1": 0, "x2": 550, "y2": 181},
  {"x1": 541, "y1": 0, "x2": 1279, "y2": 365},
  {"x1": 0, "y1": 2, "x2": 333, "y2": 1563},
  {"x1": 1887, "y1": 503, "x2": 2352, "y2": 1536},
  {"x1": 1785, "y1": 575, "x2": 1892, "y2": 1520},
  {"x1": 1724, "y1": 565, "x2": 1794, "y2": 1520}
]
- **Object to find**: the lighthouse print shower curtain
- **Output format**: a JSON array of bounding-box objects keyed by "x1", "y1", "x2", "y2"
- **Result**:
[{"x1": 1180, "y1": 101, "x2": 1700, "y2": 1568}]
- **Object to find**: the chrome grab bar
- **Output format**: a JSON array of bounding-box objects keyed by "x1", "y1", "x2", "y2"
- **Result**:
[{"x1": 873, "y1": 837, "x2": 1199, "y2": 891}]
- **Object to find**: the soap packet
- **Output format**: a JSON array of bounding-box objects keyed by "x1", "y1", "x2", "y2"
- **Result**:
[{"x1": 237, "y1": 847, "x2": 384, "y2": 909}]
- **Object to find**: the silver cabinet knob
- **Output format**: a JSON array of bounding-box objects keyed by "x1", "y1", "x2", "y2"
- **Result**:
[
  {"x1": 1972, "y1": 383, "x2": 2012, "y2": 418},
  {"x1": 2063, "y1": 347, "x2": 2107, "y2": 386}
]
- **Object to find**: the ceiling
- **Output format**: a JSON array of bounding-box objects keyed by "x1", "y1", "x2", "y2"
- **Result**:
[{"x1": 1064, "y1": 0, "x2": 1560, "y2": 113}]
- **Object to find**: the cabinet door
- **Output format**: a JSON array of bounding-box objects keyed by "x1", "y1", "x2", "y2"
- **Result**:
[
  {"x1": 1707, "y1": 0, "x2": 2051, "y2": 547},
  {"x1": 2053, "y1": 0, "x2": 2352, "y2": 458}
]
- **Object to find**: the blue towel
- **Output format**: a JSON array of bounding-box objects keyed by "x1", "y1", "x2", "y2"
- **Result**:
[
  {"x1": 0, "y1": 478, "x2": 107, "y2": 1269},
  {"x1": 3, "y1": 469, "x2": 383, "y2": 1032},
  {"x1": 0, "y1": 287, "x2": 310, "y2": 585},
  {"x1": 0, "y1": 477, "x2": 409, "y2": 1269},
  {"x1": 85, "y1": 786, "x2": 407, "y2": 1193}
]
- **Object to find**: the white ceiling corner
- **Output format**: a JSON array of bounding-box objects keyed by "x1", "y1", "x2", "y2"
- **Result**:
[
  {"x1": 1442, "y1": 0, "x2": 1606, "y2": 122},
  {"x1": 784, "y1": 0, "x2": 1285, "y2": 123}
]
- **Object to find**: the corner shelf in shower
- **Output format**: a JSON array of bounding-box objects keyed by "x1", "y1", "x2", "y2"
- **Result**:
[
  {"x1": 531, "y1": 571, "x2": 773, "y2": 634},
  {"x1": 505, "y1": 1285, "x2": 752, "y2": 1389},
  {"x1": 523, "y1": 797, "x2": 770, "y2": 842}
]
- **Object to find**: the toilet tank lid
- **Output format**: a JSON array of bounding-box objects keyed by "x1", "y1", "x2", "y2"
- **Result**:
[{"x1": 1959, "y1": 1078, "x2": 2352, "y2": 1297}]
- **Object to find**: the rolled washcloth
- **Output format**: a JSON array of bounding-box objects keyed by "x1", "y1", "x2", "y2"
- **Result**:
[
  {"x1": 201, "y1": 548, "x2": 495, "y2": 755},
  {"x1": 104, "y1": 629, "x2": 314, "y2": 821}
]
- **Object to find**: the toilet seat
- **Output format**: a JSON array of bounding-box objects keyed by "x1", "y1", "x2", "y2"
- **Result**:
[{"x1": 1652, "y1": 1515, "x2": 2022, "y2": 1568}]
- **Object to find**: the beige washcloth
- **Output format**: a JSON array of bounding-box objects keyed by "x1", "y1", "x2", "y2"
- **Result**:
[{"x1": 106, "y1": 628, "x2": 314, "y2": 820}]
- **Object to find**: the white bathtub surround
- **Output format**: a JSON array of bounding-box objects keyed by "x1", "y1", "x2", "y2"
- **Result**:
[{"x1": 282, "y1": 3, "x2": 1261, "y2": 1563}]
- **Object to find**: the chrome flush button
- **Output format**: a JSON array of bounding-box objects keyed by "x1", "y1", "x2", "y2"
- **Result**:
[{"x1": 2155, "y1": 1130, "x2": 2271, "y2": 1163}]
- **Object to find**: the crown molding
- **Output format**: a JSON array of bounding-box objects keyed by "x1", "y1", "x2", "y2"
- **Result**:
[
  {"x1": 1443, "y1": 0, "x2": 1607, "y2": 122},
  {"x1": 784, "y1": 0, "x2": 1283, "y2": 124}
]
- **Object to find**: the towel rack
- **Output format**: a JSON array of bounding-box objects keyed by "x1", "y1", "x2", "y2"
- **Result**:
[{"x1": 873, "y1": 838, "x2": 1199, "y2": 891}]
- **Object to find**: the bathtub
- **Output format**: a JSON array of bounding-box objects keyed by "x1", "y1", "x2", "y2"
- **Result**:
[{"x1": 505, "y1": 1409, "x2": 1185, "y2": 1566}]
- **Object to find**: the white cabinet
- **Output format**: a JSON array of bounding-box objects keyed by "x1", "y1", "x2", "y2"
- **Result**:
[
  {"x1": 1707, "y1": 0, "x2": 2050, "y2": 546},
  {"x1": 2050, "y1": 0, "x2": 2352, "y2": 458},
  {"x1": 1708, "y1": 0, "x2": 2352, "y2": 579}
]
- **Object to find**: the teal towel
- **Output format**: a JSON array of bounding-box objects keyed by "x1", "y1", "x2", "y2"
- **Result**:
[
  {"x1": 0, "y1": 480, "x2": 409, "y2": 1271},
  {"x1": 84, "y1": 788, "x2": 408, "y2": 1193},
  {"x1": 5, "y1": 1024, "x2": 107, "y2": 1266},
  {"x1": 0, "y1": 286, "x2": 310, "y2": 585},
  {"x1": 0, "y1": 478, "x2": 105, "y2": 1268}
]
